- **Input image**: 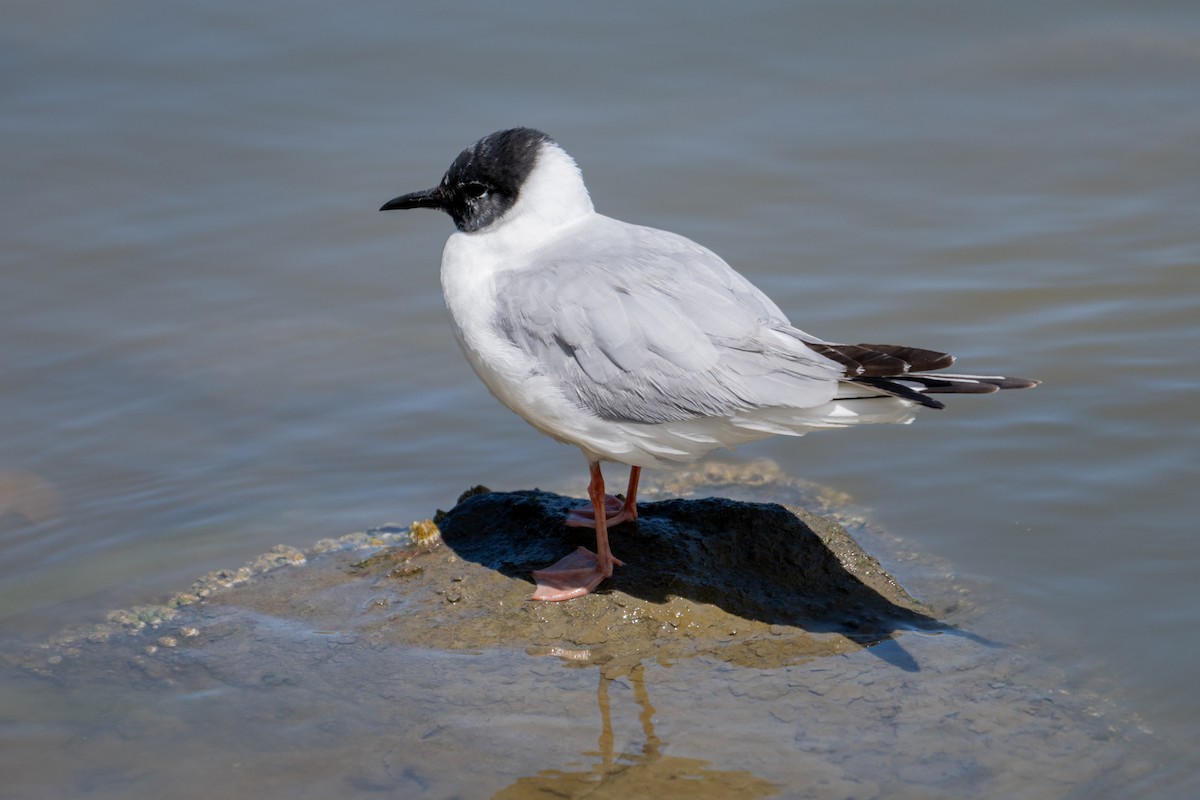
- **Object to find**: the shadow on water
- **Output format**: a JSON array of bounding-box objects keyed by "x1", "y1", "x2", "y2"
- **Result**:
[{"x1": 437, "y1": 488, "x2": 946, "y2": 672}]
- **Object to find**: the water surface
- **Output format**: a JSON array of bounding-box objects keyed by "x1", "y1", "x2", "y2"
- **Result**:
[{"x1": 2, "y1": 2, "x2": 1198, "y2": 796}]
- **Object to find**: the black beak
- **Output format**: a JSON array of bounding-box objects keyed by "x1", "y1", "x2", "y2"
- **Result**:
[{"x1": 380, "y1": 187, "x2": 443, "y2": 212}]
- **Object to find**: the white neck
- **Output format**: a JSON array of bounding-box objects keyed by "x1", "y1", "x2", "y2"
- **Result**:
[{"x1": 465, "y1": 141, "x2": 594, "y2": 257}]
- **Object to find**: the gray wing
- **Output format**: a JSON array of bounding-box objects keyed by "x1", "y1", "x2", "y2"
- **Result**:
[{"x1": 492, "y1": 217, "x2": 843, "y2": 424}]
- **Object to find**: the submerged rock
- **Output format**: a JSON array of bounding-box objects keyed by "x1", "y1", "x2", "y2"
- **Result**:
[
  {"x1": 15, "y1": 462, "x2": 941, "y2": 675},
  {"x1": 3, "y1": 462, "x2": 1163, "y2": 799}
]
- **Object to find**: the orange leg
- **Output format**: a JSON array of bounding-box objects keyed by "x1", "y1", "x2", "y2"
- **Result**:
[
  {"x1": 565, "y1": 466, "x2": 641, "y2": 528},
  {"x1": 531, "y1": 462, "x2": 626, "y2": 601}
]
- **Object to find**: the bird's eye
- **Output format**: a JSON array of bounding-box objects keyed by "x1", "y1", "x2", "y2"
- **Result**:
[{"x1": 463, "y1": 182, "x2": 488, "y2": 198}]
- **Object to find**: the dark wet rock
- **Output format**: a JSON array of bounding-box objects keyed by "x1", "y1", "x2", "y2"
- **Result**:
[
  {"x1": 137, "y1": 484, "x2": 942, "y2": 674},
  {"x1": 424, "y1": 488, "x2": 938, "y2": 667}
]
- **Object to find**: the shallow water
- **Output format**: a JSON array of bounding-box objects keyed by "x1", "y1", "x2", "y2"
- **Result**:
[
  {"x1": 0, "y1": 477, "x2": 1174, "y2": 799},
  {"x1": 2, "y1": 2, "x2": 1199, "y2": 797}
]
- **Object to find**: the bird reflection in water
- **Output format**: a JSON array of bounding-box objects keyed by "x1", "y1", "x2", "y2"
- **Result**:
[{"x1": 495, "y1": 655, "x2": 779, "y2": 799}]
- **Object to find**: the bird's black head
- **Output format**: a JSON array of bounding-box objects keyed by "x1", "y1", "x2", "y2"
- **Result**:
[{"x1": 380, "y1": 127, "x2": 552, "y2": 233}]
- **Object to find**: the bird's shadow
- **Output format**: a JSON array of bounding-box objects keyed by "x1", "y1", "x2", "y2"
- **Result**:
[{"x1": 437, "y1": 489, "x2": 976, "y2": 670}]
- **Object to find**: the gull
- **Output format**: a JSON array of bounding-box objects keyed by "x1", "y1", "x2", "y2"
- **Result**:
[{"x1": 380, "y1": 128, "x2": 1038, "y2": 602}]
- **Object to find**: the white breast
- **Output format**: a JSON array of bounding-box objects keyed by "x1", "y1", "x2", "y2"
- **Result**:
[{"x1": 440, "y1": 222, "x2": 606, "y2": 457}]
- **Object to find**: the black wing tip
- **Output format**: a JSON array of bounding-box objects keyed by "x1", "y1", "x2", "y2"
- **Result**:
[
  {"x1": 808, "y1": 342, "x2": 956, "y2": 377},
  {"x1": 849, "y1": 372, "x2": 1039, "y2": 409},
  {"x1": 854, "y1": 343, "x2": 956, "y2": 373},
  {"x1": 850, "y1": 376, "x2": 947, "y2": 409}
]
